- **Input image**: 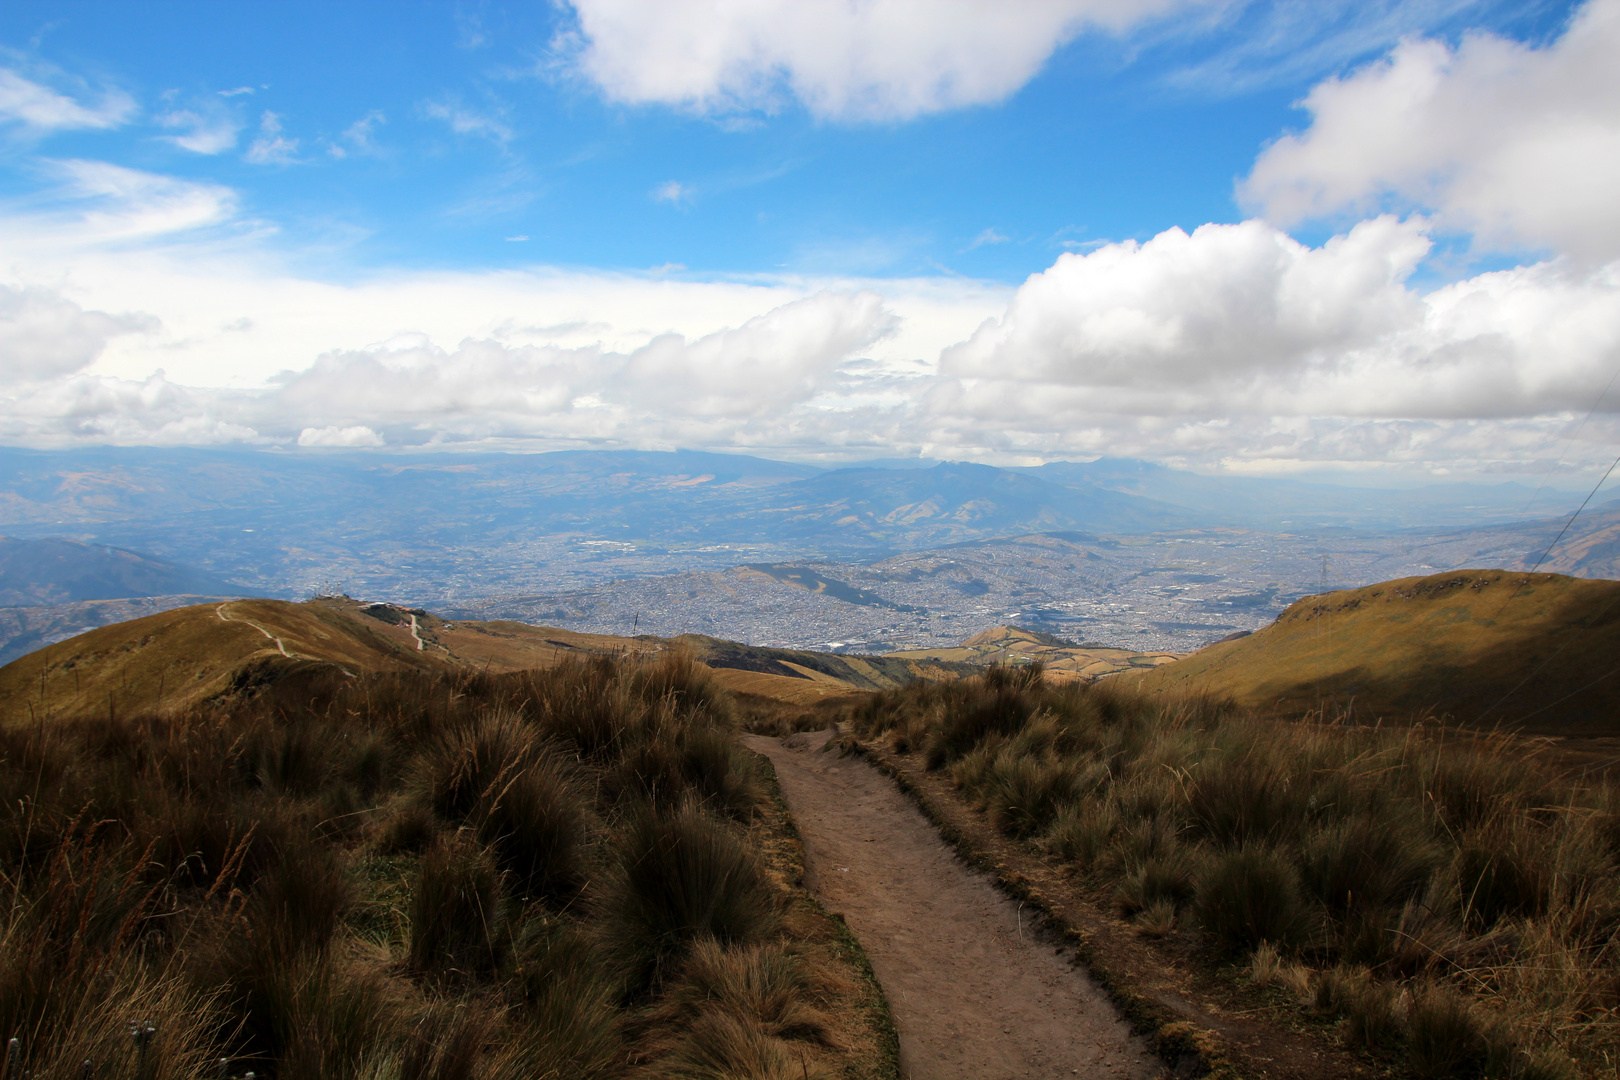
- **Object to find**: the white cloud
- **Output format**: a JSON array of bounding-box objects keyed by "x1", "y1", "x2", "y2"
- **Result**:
[
  {"x1": 298, "y1": 424, "x2": 384, "y2": 447},
  {"x1": 6, "y1": 156, "x2": 1619, "y2": 479},
  {"x1": 245, "y1": 111, "x2": 299, "y2": 165},
  {"x1": 421, "y1": 99, "x2": 512, "y2": 143},
  {"x1": 653, "y1": 180, "x2": 691, "y2": 205},
  {"x1": 0, "y1": 285, "x2": 158, "y2": 381},
  {"x1": 1241, "y1": 0, "x2": 1620, "y2": 261},
  {"x1": 32, "y1": 160, "x2": 238, "y2": 244},
  {"x1": 0, "y1": 66, "x2": 135, "y2": 132},
  {"x1": 965, "y1": 228, "x2": 1009, "y2": 250},
  {"x1": 157, "y1": 106, "x2": 241, "y2": 154},
  {"x1": 558, "y1": 0, "x2": 1195, "y2": 121},
  {"x1": 329, "y1": 109, "x2": 385, "y2": 158},
  {"x1": 940, "y1": 217, "x2": 1620, "y2": 426}
]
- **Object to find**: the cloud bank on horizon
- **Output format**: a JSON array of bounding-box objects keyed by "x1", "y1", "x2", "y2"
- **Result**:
[{"x1": 1, "y1": 0, "x2": 1618, "y2": 480}]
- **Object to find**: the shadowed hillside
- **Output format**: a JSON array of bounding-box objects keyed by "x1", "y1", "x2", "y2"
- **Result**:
[{"x1": 1130, "y1": 569, "x2": 1620, "y2": 734}]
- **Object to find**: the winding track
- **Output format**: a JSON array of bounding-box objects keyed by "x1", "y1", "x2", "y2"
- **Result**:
[
  {"x1": 744, "y1": 729, "x2": 1164, "y2": 1080},
  {"x1": 215, "y1": 601, "x2": 296, "y2": 658}
]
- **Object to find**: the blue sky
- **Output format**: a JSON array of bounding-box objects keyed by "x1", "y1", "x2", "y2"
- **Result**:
[
  {"x1": 3, "y1": 0, "x2": 1572, "y2": 279},
  {"x1": 1, "y1": 0, "x2": 1617, "y2": 480}
]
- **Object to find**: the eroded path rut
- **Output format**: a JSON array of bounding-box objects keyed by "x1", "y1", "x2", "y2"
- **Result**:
[{"x1": 745, "y1": 730, "x2": 1164, "y2": 1080}]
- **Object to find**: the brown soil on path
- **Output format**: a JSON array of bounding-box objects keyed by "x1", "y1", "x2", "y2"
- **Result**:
[{"x1": 744, "y1": 729, "x2": 1165, "y2": 1080}]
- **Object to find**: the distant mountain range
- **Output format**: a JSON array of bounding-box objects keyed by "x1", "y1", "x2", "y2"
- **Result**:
[
  {"x1": 0, "y1": 535, "x2": 255, "y2": 606},
  {"x1": 2, "y1": 443, "x2": 1618, "y2": 664},
  {"x1": 0, "y1": 446, "x2": 1586, "y2": 597}
]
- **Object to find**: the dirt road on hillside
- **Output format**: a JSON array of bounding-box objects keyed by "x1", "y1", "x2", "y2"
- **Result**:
[{"x1": 744, "y1": 730, "x2": 1164, "y2": 1080}]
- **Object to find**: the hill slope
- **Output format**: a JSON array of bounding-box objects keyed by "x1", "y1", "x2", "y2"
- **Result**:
[
  {"x1": 0, "y1": 599, "x2": 452, "y2": 723},
  {"x1": 1130, "y1": 569, "x2": 1620, "y2": 734},
  {"x1": 0, "y1": 597, "x2": 966, "y2": 724}
]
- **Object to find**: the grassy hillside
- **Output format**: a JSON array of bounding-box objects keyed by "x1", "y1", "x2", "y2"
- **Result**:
[
  {"x1": 842, "y1": 667, "x2": 1604, "y2": 1076},
  {"x1": 0, "y1": 597, "x2": 962, "y2": 726},
  {"x1": 0, "y1": 599, "x2": 450, "y2": 725},
  {"x1": 889, "y1": 624, "x2": 1182, "y2": 680},
  {"x1": 0, "y1": 652, "x2": 895, "y2": 1078},
  {"x1": 1129, "y1": 569, "x2": 1620, "y2": 734}
]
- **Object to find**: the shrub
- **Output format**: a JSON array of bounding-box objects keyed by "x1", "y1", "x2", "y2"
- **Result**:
[
  {"x1": 408, "y1": 710, "x2": 539, "y2": 825},
  {"x1": 1300, "y1": 813, "x2": 1437, "y2": 915},
  {"x1": 249, "y1": 832, "x2": 354, "y2": 954},
  {"x1": 195, "y1": 915, "x2": 396, "y2": 1080},
  {"x1": 924, "y1": 676, "x2": 1038, "y2": 769},
  {"x1": 1338, "y1": 973, "x2": 1404, "y2": 1051},
  {"x1": 1115, "y1": 851, "x2": 1200, "y2": 917},
  {"x1": 506, "y1": 921, "x2": 624, "y2": 1079},
  {"x1": 1456, "y1": 822, "x2": 1552, "y2": 929},
  {"x1": 1194, "y1": 845, "x2": 1309, "y2": 953}
]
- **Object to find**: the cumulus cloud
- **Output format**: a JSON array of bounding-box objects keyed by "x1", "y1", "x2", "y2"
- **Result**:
[
  {"x1": 327, "y1": 110, "x2": 385, "y2": 159},
  {"x1": 0, "y1": 285, "x2": 158, "y2": 380},
  {"x1": 558, "y1": 0, "x2": 1194, "y2": 121},
  {"x1": 5, "y1": 154, "x2": 1618, "y2": 478},
  {"x1": 298, "y1": 425, "x2": 384, "y2": 447},
  {"x1": 0, "y1": 66, "x2": 135, "y2": 132},
  {"x1": 944, "y1": 217, "x2": 1432, "y2": 391},
  {"x1": 1241, "y1": 0, "x2": 1620, "y2": 260},
  {"x1": 942, "y1": 217, "x2": 1620, "y2": 421},
  {"x1": 265, "y1": 290, "x2": 896, "y2": 439}
]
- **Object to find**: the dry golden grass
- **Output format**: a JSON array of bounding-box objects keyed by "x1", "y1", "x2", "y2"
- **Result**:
[
  {"x1": 1130, "y1": 569, "x2": 1620, "y2": 735},
  {"x1": 0, "y1": 651, "x2": 895, "y2": 1079},
  {"x1": 847, "y1": 665, "x2": 1613, "y2": 1077}
]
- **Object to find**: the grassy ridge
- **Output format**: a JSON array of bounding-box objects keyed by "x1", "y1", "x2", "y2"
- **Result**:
[
  {"x1": 1130, "y1": 570, "x2": 1620, "y2": 734},
  {"x1": 0, "y1": 652, "x2": 883, "y2": 1079},
  {"x1": 844, "y1": 666, "x2": 1614, "y2": 1078}
]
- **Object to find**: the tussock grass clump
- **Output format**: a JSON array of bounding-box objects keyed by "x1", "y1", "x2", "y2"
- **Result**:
[
  {"x1": 848, "y1": 666, "x2": 1620, "y2": 1072},
  {"x1": 659, "y1": 938, "x2": 833, "y2": 1046},
  {"x1": 1194, "y1": 845, "x2": 1310, "y2": 952},
  {"x1": 602, "y1": 799, "x2": 780, "y2": 994},
  {"x1": 409, "y1": 834, "x2": 508, "y2": 978},
  {"x1": 0, "y1": 649, "x2": 813, "y2": 1078}
]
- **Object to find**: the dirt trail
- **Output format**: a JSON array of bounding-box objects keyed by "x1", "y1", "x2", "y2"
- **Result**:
[
  {"x1": 216, "y1": 602, "x2": 296, "y2": 658},
  {"x1": 745, "y1": 730, "x2": 1163, "y2": 1080}
]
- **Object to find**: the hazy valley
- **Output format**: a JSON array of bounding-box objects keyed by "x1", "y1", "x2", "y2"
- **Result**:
[{"x1": 3, "y1": 446, "x2": 1613, "y2": 663}]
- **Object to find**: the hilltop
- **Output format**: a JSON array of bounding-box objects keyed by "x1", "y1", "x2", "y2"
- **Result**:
[
  {"x1": 1129, "y1": 568, "x2": 1620, "y2": 734},
  {"x1": 887, "y1": 624, "x2": 1182, "y2": 679}
]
